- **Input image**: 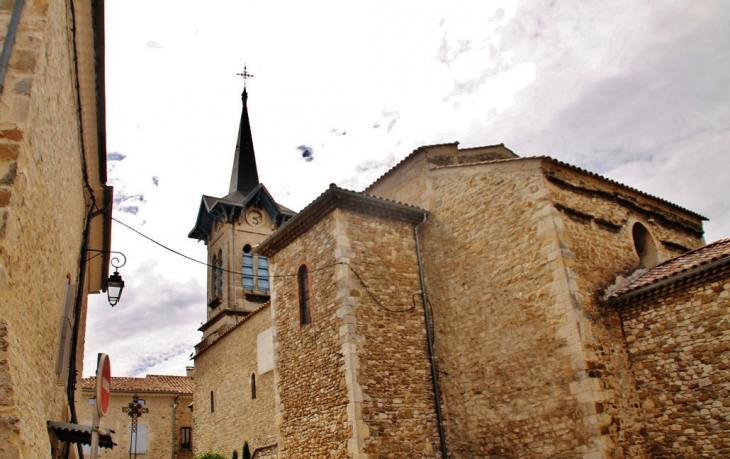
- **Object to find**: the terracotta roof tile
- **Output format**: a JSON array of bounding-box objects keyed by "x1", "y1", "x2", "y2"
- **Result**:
[
  {"x1": 82, "y1": 374, "x2": 193, "y2": 394},
  {"x1": 609, "y1": 238, "x2": 730, "y2": 300}
]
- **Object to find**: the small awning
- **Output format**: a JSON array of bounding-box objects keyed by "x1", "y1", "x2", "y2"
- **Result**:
[{"x1": 47, "y1": 421, "x2": 115, "y2": 449}]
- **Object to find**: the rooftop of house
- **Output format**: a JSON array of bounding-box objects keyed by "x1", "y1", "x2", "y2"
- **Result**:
[
  {"x1": 609, "y1": 237, "x2": 730, "y2": 302},
  {"x1": 82, "y1": 374, "x2": 193, "y2": 395}
]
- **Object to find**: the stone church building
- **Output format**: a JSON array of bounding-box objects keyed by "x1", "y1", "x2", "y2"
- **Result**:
[{"x1": 189, "y1": 89, "x2": 728, "y2": 458}]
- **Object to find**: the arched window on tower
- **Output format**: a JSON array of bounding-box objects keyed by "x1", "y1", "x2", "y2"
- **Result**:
[
  {"x1": 242, "y1": 246, "x2": 254, "y2": 290},
  {"x1": 213, "y1": 250, "x2": 223, "y2": 297},
  {"x1": 211, "y1": 254, "x2": 218, "y2": 297},
  {"x1": 242, "y1": 245, "x2": 270, "y2": 292},
  {"x1": 298, "y1": 265, "x2": 311, "y2": 325}
]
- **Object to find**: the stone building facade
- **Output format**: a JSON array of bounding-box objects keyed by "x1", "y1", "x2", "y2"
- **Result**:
[
  {"x1": 189, "y1": 90, "x2": 727, "y2": 458},
  {"x1": 82, "y1": 375, "x2": 194, "y2": 459},
  {"x1": 0, "y1": 1, "x2": 112, "y2": 458},
  {"x1": 362, "y1": 145, "x2": 706, "y2": 458},
  {"x1": 609, "y1": 238, "x2": 730, "y2": 457},
  {"x1": 257, "y1": 191, "x2": 443, "y2": 458},
  {"x1": 192, "y1": 304, "x2": 277, "y2": 456}
]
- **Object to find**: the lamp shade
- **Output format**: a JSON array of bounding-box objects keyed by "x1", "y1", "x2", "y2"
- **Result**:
[{"x1": 107, "y1": 271, "x2": 124, "y2": 306}]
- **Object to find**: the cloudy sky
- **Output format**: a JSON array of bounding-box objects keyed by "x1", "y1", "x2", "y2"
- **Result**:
[{"x1": 83, "y1": 1, "x2": 730, "y2": 377}]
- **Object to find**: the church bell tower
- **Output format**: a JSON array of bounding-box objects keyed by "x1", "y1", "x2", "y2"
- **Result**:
[{"x1": 189, "y1": 83, "x2": 294, "y2": 345}]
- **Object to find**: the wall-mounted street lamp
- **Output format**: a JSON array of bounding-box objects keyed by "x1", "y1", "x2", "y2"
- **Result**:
[
  {"x1": 106, "y1": 269, "x2": 125, "y2": 306},
  {"x1": 88, "y1": 250, "x2": 127, "y2": 307}
]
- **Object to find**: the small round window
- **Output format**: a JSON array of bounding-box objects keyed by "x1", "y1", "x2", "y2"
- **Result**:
[{"x1": 632, "y1": 222, "x2": 658, "y2": 269}]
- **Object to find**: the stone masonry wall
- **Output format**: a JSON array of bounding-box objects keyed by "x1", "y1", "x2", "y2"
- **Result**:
[
  {"x1": 619, "y1": 271, "x2": 730, "y2": 457},
  {"x1": 270, "y1": 207, "x2": 442, "y2": 458},
  {"x1": 367, "y1": 154, "x2": 706, "y2": 458},
  {"x1": 193, "y1": 305, "x2": 276, "y2": 457},
  {"x1": 342, "y1": 209, "x2": 441, "y2": 457},
  {"x1": 0, "y1": 1, "x2": 92, "y2": 457},
  {"x1": 270, "y1": 212, "x2": 350, "y2": 458},
  {"x1": 81, "y1": 391, "x2": 194, "y2": 459},
  {"x1": 419, "y1": 162, "x2": 593, "y2": 458},
  {"x1": 544, "y1": 163, "x2": 705, "y2": 457}
]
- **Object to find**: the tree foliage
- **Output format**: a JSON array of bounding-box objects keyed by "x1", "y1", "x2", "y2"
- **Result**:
[
  {"x1": 193, "y1": 453, "x2": 225, "y2": 459},
  {"x1": 242, "y1": 441, "x2": 251, "y2": 459}
]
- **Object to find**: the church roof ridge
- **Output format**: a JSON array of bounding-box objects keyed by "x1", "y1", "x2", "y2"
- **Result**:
[
  {"x1": 541, "y1": 156, "x2": 706, "y2": 220},
  {"x1": 364, "y1": 141, "x2": 460, "y2": 192},
  {"x1": 426, "y1": 154, "x2": 706, "y2": 221},
  {"x1": 256, "y1": 185, "x2": 427, "y2": 257}
]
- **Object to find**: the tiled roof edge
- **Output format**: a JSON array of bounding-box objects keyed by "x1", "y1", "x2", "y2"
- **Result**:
[
  {"x1": 608, "y1": 238, "x2": 730, "y2": 303},
  {"x1": 81, "y1": 375, "x2": 194, "y2": 394},
  {"x1": 255, "y1": 184, "x2": 427, "y2": 257},
  {"x1": 193, "y1": 302, "x2": 270, "y2": 359}
]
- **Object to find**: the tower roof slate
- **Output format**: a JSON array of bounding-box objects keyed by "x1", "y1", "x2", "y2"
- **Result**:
[
  {"x1": 188, "y1": 89, "x2": 294, "y2": 241},
  {"x1": 229, "y1": 89, "x2": 260, "y2": 194}
]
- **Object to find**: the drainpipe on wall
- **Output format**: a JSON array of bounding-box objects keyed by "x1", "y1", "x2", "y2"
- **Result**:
[
  {"x1": 414, "y1": 212, "x2": 448, "y2": 459},
  {"x1": 65, "y1": 207, "x2": 93, "y2": 459},
  {"x1": 171, "y1": 395, "x2": 180, "y2": 459},
  {"x1": 0, "y1": 0, "x2": 25, "y2": 94}
]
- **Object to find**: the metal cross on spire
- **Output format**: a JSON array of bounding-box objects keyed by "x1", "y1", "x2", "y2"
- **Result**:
[{"x1": 237, "y1": 64, "x2": 254, "y2": 89}]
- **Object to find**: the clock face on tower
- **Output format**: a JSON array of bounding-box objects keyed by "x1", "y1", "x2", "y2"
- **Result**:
[{"x1": 245, "y1": 209, "x2": 264, "y2": 227}]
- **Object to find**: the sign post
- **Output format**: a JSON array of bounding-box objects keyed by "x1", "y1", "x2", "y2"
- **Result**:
[{"x1": 90, "y1": 353, "x2": 111, "y2": 459}]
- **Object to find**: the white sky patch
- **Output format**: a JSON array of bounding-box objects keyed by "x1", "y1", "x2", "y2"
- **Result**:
[{"x1": 84, "y1": 0, "x2": 730, "y2": 377}]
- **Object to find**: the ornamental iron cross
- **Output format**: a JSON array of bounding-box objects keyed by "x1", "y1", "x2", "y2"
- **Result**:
[{"x1": 237, "y1": 65, "x2": 254, "y2": 89}]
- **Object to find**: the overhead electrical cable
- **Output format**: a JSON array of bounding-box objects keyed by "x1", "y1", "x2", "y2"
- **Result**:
[{"x1": 106, "y1": 211, "x2": 413, "y2": 313}]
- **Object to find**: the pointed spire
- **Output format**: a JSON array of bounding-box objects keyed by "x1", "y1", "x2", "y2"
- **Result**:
[{"x1": 229, "y1": 86, "x2": 260, "y2": 194}]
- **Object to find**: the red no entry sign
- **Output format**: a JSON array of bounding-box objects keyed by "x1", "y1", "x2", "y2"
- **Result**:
[{"x1": 96, "y1": 353, "x2": 111, "y2": 417}]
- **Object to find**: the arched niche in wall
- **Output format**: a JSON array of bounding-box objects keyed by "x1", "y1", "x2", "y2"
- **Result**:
[{"x1": 632, "y1": 222, "x2": 658, "y2": 269}]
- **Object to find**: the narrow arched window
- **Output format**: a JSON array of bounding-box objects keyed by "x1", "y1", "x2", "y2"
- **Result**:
[
  {"x1": 242, "y1": 245, "x2": 254, "y2": 289},
  {"x1": 214, "y1": 250, "x2": 223, "y2": 296},
  {"x1": 251, "y1": 373, "x2": 256, "y2": 399},
  {"x1": 298, "y1": 265, "x2": 311, "y2": 325},
  {"x1": 632, "y1": 222, "x2": 658, "y2": 269},
  {"x1": 210, "y1": 391, "x2": 215, "y2": 412}
]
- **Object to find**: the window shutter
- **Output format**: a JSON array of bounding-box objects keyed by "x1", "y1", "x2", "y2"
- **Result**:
[
  {"x1": 130, "y1": 424, "x2": 148, "y2": 454},
  {"x1": 257, "y1": 256, "x2": 269, "y2": 291},
  {"x1": 242, "y1": 253, "x2": 254, "y2": 289},
  {"x1": 55, "y1": 282, "x2": 76, "y2": 380}
]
